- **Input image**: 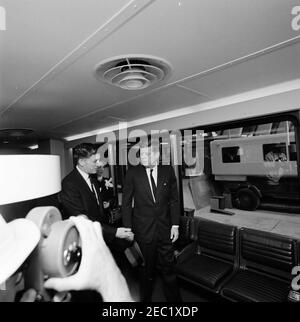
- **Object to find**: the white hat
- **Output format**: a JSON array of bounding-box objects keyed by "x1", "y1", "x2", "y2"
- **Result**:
[{"x1": 0, "y1": 215, "x2": 40, "y2": 285}]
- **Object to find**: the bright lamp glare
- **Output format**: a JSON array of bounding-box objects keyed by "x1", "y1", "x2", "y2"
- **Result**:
[{"x1": 0, "y1": 155, "x2": 61, "y2": 205}]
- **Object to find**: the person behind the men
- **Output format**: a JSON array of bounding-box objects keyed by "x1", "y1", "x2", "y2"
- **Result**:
[
  {"x1": 121, "y1": 140, "x2": 182, "y2": 302},
  {"x1": 0, "y1": 215, "x2": 132, "y2": 302},
  {"x1": 94, "y1": 161, "x2": 116, "y2": 223},
  {"x1": 60, "y1": 143, "x2": 133, "y2": 245},
  {"x1": 96, "y1": 161, "x2": 115, "y2": 208}
]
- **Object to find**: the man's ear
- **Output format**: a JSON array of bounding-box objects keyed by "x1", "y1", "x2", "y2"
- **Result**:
[{"x1": 78, "y1": 158, "x2": 85, "y2": 167}]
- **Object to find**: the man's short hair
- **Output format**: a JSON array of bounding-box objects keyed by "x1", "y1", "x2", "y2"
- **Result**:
[{"x1": 73, "y1": 143, "x2": 96, "y2": 165}]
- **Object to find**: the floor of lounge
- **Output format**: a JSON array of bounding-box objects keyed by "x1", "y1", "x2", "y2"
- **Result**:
[{"x1": 119, "y1": 257, "x2": 220, "y2": 302}]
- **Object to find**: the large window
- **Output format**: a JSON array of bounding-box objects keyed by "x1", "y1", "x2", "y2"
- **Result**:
[
  {"x1": 263, "y1": 143, "x2": 288, "y2": 162},
  {"x1": 222, "y1": 147, "x2": 241, "y2": 163},
  {"x1": 181, "y1": 118, "x2": 300, "y2": 213}
]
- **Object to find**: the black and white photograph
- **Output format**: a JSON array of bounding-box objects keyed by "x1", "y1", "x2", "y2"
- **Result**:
[{"x1": 0, "y1": 0, "x2": 300, "y2": 309}]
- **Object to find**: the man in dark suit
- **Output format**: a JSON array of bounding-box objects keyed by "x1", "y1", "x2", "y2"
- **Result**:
[
  {"x1": 60, "y1": 143, "x2": 133, "y2": 245},
  {"x1": 122, "y1": 141, "x2": 182, "y2": 302}
]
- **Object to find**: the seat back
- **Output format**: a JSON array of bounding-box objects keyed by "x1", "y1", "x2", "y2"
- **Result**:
[
  {"x1": 197, "y1": 219, "x2": 237, "y2": 262},
  {"x1": 240, "y1": 228, "x2": 297, "y2": 281},
  {"x1": 176, "y1": 215, "x2": 199, "y2": 250},
  {"x1": 176, "y1": 216, "x2": 193, "y2": 249}
]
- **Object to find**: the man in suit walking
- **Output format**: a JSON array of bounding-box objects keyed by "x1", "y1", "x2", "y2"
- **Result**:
[
  {"x1": 60, "y1": 143, "x2": 133, "y2": 245},
  {"x1": 122, "y1": 141, "x2": 182, "y2": 302}
]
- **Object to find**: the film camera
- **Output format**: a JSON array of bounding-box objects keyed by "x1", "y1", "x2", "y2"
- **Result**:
[{"x1": 24, "y1": 206, "x2": 82, "y2": 301}]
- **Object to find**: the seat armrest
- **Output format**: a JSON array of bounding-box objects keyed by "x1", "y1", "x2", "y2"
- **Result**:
[{"x1": 175, "y1": 242, "x2": 197, "y2": 264}]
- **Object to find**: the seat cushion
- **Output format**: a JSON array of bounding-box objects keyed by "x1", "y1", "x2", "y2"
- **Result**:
[
  {"x1": 222, "y1": 270, "x2": 290, "y2": 302},
  {"x1": 175, "y1": 255, "x2": 233, "y2": 289}
]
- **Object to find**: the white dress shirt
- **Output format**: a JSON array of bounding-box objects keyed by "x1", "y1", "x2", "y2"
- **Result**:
[
  {"x1": 76, "y1": 166, "x2": 99, "y2": 205},
  {"x1": 76, "y1": 166, "x2": 93, "y2": 191},
  {"x1": 145, "y1": 165, "x2": 158, "y2": 202}
]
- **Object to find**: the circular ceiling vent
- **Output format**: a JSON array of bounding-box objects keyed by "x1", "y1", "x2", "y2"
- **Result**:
[{"x1": 94, "y1": 55, "x2": 172, "y2": 90}]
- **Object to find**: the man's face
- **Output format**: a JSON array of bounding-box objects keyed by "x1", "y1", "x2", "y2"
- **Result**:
[
  {"x1": 96, "y1": 161, "x2": 105, "y2": 177},
  {"x1": 140, "y1": 147, "x2": 159, "y2": 167},
  {"x1": 79, "y1": 153, "x2": 100, "y2": 174}
]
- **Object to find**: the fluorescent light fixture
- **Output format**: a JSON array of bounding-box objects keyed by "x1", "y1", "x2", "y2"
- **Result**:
[{"x1": 28, "y1": 144, "x2": 39, "y2": 150}]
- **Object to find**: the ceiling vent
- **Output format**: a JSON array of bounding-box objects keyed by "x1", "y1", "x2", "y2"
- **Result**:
[
  {"x1": 0, "y1": 129, "x2": 34, "y2": 144},
  {"x1": 0, "y1": 129, "x2": 33, "y2": 138},
  {"x1": 95, "y1": 55, "x2": 172, "y2": 90}
]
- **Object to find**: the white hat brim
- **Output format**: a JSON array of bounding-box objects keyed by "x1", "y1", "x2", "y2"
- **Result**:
[{"x1": 0, "y1": 219, "x2": 40, "y2": 284}]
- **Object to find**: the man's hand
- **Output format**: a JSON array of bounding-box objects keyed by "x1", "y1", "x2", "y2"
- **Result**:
[
  {"x1": 19, "y1": 289, "x2": 37, "y2": 302},
  {"x1": 170, "y1": 226, "x2": 179, "y2": 243},
  {"x1": 103, "y1": 201, "x2": 110, "y2": 209},
  {"x1": 44, "y1": 216, "x2": 132, "y2": 302},
  {"x1": 116, "y1": 227, "x2": 134, "y2": 241}
]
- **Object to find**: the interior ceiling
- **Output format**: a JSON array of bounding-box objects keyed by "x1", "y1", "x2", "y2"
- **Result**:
[{"x1": 0, "y1": 0, "x2": 300, "y2": 147}]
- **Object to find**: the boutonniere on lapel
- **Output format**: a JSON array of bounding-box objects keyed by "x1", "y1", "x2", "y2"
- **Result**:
[{"x1": 105, "y1": 178, "x2": 114, "y2": 189}]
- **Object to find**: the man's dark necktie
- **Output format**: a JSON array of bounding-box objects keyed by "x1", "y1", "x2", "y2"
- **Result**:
[
  {"x1": 89, "y1": 175, "x2": 99, "y2": 205},
  {"x1": 150, "y1": 168, "x2": 157, "y2": 201}
]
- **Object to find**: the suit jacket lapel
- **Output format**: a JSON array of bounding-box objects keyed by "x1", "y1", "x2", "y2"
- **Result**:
[
  {"x1": 156, "y1": 165, "x2": 165, "y2": 202},
  {"x1": 74, "y1": 169, "x2": 94, "y2": 198},
  {"x1": 74, "y1": 169, "x2": 105, "y2": 213},
  {"x1": 90, "y1": 177, "x2": 105, "y2": 213}
]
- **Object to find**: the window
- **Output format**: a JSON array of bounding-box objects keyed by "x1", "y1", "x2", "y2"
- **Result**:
[
  {"x1": 180, "y1": 118, "x2": 299, "y2": 213},
  {"x1": 263, "y1": 143, "x2": 288, "y2": 162},
  {"x1": 222, "y1": 147, "x2": 241, "y2": 163}
]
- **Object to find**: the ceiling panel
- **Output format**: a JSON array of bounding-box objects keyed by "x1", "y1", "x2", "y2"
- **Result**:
[
  {"x1": 93, "y1": 0, "x2": 300, "y2": 79},
  {"x1": 0, "y1": 0, "x2": 299, "y2": 143},
  {"x1": 53, "y1": 85, "x2": 208, "y2": 137},
  {"x1": 0, "y1": 0, "x2": 130, "y2": 109},
  {"x1": 182, "y1": 41, "x2": 300, "y2": 99},
  {"x1": 0, "y1": 72, "x2": 136, "y2": 130},
  {"x1": 105, "y1": 85, "x2": 209, "y2": 120}
]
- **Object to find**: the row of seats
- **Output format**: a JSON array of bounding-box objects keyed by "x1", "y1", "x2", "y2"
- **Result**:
[{"x1": 175, "y1": 217, "x2": 300, "y2": 302}]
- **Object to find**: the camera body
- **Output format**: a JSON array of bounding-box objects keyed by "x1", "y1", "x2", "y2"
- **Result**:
[{"x1": 24, "y1": 207, "x2": 81, "y2": 301}]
